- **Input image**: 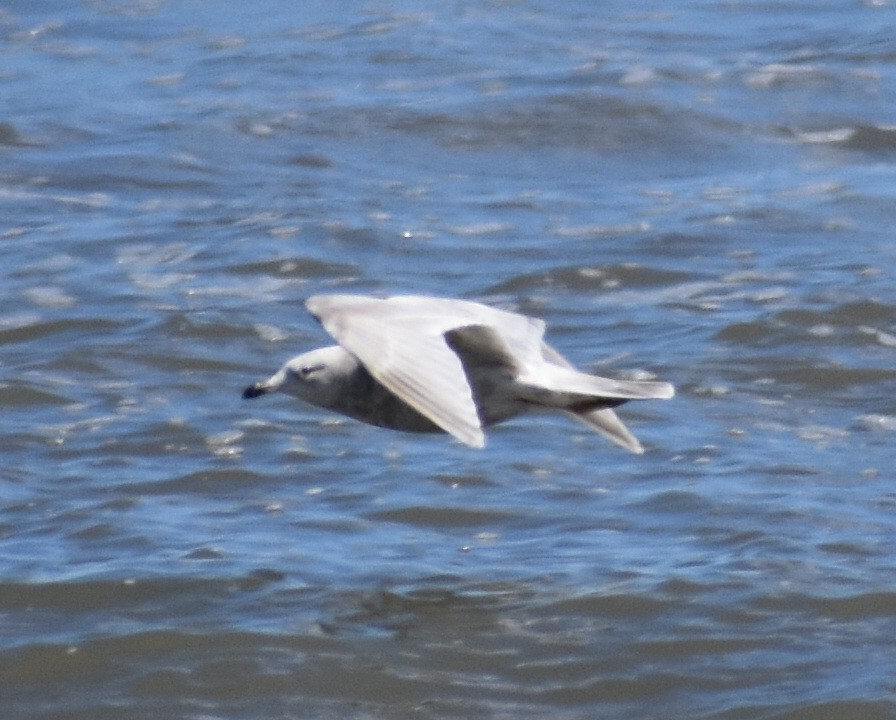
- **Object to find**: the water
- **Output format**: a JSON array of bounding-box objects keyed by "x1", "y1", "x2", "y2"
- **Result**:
[{"x1": 3, "y1": 1, "x2": 896, "y2": 718}]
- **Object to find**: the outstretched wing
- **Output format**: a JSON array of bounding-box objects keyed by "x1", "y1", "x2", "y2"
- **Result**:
[{"x1": 305, "y1": 294, "x2": 545, "y2": 448}]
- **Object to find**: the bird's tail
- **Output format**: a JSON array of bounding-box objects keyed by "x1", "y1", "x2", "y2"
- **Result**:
[
  {"x1": 518, "y1": 360, "x2": 674, "y2": 454},
  {"x1": 520, "y1": 364, "x2": 675, "y2": 402},
  {"x1": 565, "y1": 406, "x2": 645, "y2": 454}
]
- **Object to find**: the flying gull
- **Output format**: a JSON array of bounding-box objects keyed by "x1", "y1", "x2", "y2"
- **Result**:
[{"x1": 243, "y1": 294, "x2": 674, "y2": 452}]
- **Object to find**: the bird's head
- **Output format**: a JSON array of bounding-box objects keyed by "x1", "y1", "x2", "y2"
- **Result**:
[{"x1": 242, "y1": 345, "x2": 355, "y2": 409}]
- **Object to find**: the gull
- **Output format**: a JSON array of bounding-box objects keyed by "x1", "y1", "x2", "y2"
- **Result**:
[{"x1": 242, "y1": 294, "x2": 674, "y2": 453}]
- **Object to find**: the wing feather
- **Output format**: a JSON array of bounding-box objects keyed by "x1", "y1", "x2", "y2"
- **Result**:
[{"x1": 307, "y1": 294, "x2": 530, "y2": 447}]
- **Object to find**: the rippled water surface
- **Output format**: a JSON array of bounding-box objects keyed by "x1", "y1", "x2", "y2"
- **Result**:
[{"x1": 3, "y1": 1, "x2": 896, "y2": 718}]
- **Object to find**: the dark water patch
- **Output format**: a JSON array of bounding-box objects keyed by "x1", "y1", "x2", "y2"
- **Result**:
[
  {"x1": 317, "y1": 578, "x2": 538, "y2": 641},
  {"x1": 39, "y1": 351, "x2": 111, "y2": 377},
  {"x1": 545, "y1": 592, "x2": 672, "y2": 620},
  {"x1": 0, "y1": 317, "x2": 123, "y2": 346},
  {"x1": 317, "y1": 221, "x2": 384, "y2": 249},
  {"x1": 817, "y1": 542, "x2": 876, "y2": 558},
  {"x1": 768, "y1": 364, "x2": 896, "y2": 392},
  {"x1": 288, "y1": 153, "x2": 335, "y2": 168},
  {"x1": 431, "y1": 472, "x2": 496, "y2": 488},
  {"x1": 4, "y1": 614, "x2": 889, "y2": 720},
  {"x1": 68, "y1": 522, "x2": 117, "y2": 541},
  {"x1": 478, "y1": 192, "x2": 543, "y2": 211},
  {"x1": 486, "y1": 264, "x2": 692, "y2": 295},
  {"x1": 758, "y1": 591, "x2": 896, "y2": 620},
  {"x1": 657, "y1": 576, "x2": 715, "y2": 597},
  {"x1": 719, "y1": 206, "x2": 831, "y2": 237},
  {"x1": 152, "y1": 353, "x2": 250, "y2": 374},
  {"x1": 797, "y1": 123, "x2": 896, "y2": 154},
  {"x1": 853, "y1": 415, "x2": 896, "y2": 439},
  {"x1": 0, "y1": 121, "x2": 33, "y2": 147},
  {"x1": 628, "y1": 489, "x2": 715, "y2": 516},
  {"x1": 0, "y1": 627, "x2": 327, "y2": 714},
  {"x1": 0, "y1": 383, "x2": 71, "y2": 407},
  {"x1": 761, "y1": 464, "x2": 822, "y2": 478},
  {"x1": 227, "y1": 256, "x2": 357, "y2": 279},
  {"x1": 367, "y1": 505, "x2": 522, "y2": 529},
  {"x1": 129, "y1": 468, "x2": 267, "y2": 496},
  {"x1": 716, "y1": 320, "x2": 782, "y2": 347},
  {"x1": 716, "y1": 307, "x2": 896, "y2": 353},
  {"x1": 823, "y1": 300, "x2": 896, "y2": 326},
  {"x1": 50, "y1": 418, "x2": 211, "y2": 465},
  {"x1": 41, "y1": 154, "x2": 219, "y2": 194},
  {"x1": 183, "y1": 546, "x2": 225, "y2": 560},
  {"x1": 331, "y1": 584, "x2": 508, "y2": 628},
  {"x1": 842, "y1": 125, "x2": 896, "y2": 153},
  {"x1": 379, "y1": 94, "x2": 740, "y2": 163},
  {"x1": 639, "y1": 634, "x2": 772, "y2": 661},
  {"x1": 157, "y1": 312, "x2": 256, "y2": 343},
  {"x1": 535, "y1": 671, "x2": 733, "y2": 705},
  {"x1": 765, "y1": 700, "x2": 896, "y2": 720},
  {"x1": 712, "y1": 351, "x2": 896, "y2": 400},
  {"x1": 0, "y1": 573, "x2": 284, "y2": 618}
]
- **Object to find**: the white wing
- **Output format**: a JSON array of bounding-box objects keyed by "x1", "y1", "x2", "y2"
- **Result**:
[{"x1": 306, "y1": 294, "x2": 546, "y2": 447}]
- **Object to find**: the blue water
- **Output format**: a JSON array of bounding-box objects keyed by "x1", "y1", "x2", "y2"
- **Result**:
[{"x1": 3, "y1": 1, "x2": 896, "y2": 718}]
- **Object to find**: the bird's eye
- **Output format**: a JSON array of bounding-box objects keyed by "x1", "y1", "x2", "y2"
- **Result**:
[{"x1": 299, "y1": 364, "x2": 324, "y2": 378}]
